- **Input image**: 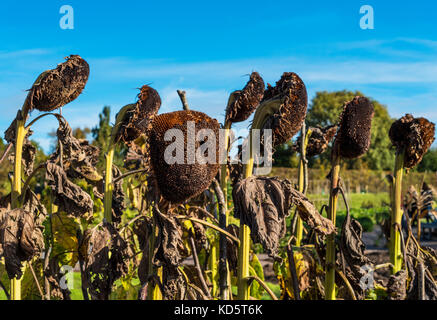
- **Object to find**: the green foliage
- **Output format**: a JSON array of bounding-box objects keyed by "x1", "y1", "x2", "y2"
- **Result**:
[
  {"x1": 91, "y1": 106, "x2": 128, "y2": 169},
  {"x1": 272, "y1": 141, "x2": 299, "y2": 168},
  {"x1": 417, "y1": 148, "x2": 437, "y2": 172}
]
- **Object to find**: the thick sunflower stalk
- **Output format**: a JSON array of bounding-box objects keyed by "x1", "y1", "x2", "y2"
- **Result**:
[
  {"x1": 237, "y1": 72, "x2": 308, "y2": 299},
  {"x1": 5, "y1": 55, "x2": 89, "y2": 300},
  {"x1": 324, "y1": 97, "x2": 374, "y2": 300},
  {"x1": 388, "y1": 115, "x2": 435, "y2": 274}
]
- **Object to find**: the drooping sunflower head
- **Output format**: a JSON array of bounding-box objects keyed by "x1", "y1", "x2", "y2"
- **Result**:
[
  {"x1": 225, "y1": 72, "x2": 265, "y2": 124},
  {"x1": 23, "y1": 55, "x2": 90, "y2": 113},
  {"x1": 389, "y1": 114, "x2": 435, "y2": 169},
  {"x1": 149, "y1": 110, "x2": 220, "y2": 204},
  {"x1": 253, "y1": 72, "x2": 308, "y2": 147},
  {"x1": 334, "y1": 96, "x2": 374, "y2": 159}
]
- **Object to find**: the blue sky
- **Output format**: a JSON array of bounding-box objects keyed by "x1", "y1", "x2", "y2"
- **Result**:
[{"x1": 0, "y1": 0, "x2": 436, "y2": 151}]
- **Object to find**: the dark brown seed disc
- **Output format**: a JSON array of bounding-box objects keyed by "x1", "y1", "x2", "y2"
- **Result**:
[
  {"x1": 389, "y1": 114, "x2": 435, "y2": 169},
  {"x1": 225, "y1": 72, "x2": 265, "y2": 124},
  {"x1": 24, "y1": 55, "x2": 90, "y2": 112},
  {"x1": 149, "y1": 110, "x2": 220, "y2": 204},
  {"x1": 261, "y1": 72, "x2": 308, "y2": 146},
  {"x1": 334, "y1": 96, "x2": 374, "y2": 159}
]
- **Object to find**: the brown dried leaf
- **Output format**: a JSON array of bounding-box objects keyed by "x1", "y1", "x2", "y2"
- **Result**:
[
  {"x1": 111, "y1": 165, "x2": 126, "y2": 224},
  {"x1": 339, "y1": 210, "x2": 372, "y2": 299},
  {"x1": 0, "y1": 208, "x2": 44, "y2": 279},
  {"x1": 389, "y1": 114, "x2": 435, "y2": 169},
  {"x1": 233, "y1": 176, "x2": 291, "y2": 256},
  {"x1": 284, "y1": 185, "x2": 336, "y2": 237},
  {"x1": 45, "y1": 161, "x2": 94, "y2": 218},
  {"x1": 152, "y1": 207, "x2": 186, "y2": 267},
  {"x1": 44, "y1": 257, "x2": 72, "y2": 300},
  {"x1": 387, "y1": 270, "x2": 407, "y2": 300},
  {"x1": 80, "y1": 222, "x2": 130, "y2": 300}
]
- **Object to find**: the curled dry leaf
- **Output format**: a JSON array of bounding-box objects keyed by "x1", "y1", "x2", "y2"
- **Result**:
[
  {"x1": 387, "y1": 270, "x2": 407, "y2": 300},
  {"x1": 260, "y1": 72, "x2": 308, "y2": 147},
  {"x1": 0, "y1": 208, "x2": 44, "y2": 279},
  {"x1": 113, "y1": 85, "x2": 161, "y2": 144},
  {"x1": 226, "y1": 224, "x2": 239, "y2": 271},
  {"x1": 23, "y1": 55, "x2": 89, "y2": 112},
  {"x1": 233, "y1": 176, "x2": 335, "y2": 257},
  {"x1": 161, "y1": 265, "x2": 186, "y2": 300},
  {"x1": 45, "y1": 161, "x2": 94, "y2": 218},
  {"x1": 294, "y1": 124, "x2": 338, "y2": 157},
  {"x1": 225, "y1": 72, "x2": 265, "y2": 124},
  {"x1": 405, "y1": 241, "x2": 437, "y2": 300},
  {"x1": 334, "y1": 96, "x2": 374, "y2": 159},
  {"x1": 152, "y1": 206, "x2": 186, "y2": 267},
  {"x1": 54, "y1": 118, "x2": 101, "y2": 183},
  {"x1": 339, "y1": 210, "x2": 372, "y2": 299},
  {"x1": 389, "y1": 114, "x2": 435, "y2": 169},
  {"x1": 284, "y1": 185, "x2": 336, "y2": 237},
  {"x1": 149, "y1": 110, "x2": 220, "y2": 204},
  {"x1": 111, "y1": 165, "x2": 126, "y2": 224},
  {"x1": 133, "y1": 215, "x2": 153, "y2": 285},
  {"x1": 80, "y1": 222, "x2": 130, "y2": 300},
  {"x1": 233, "y1": 176, "x2": 291, "y2": 257},
  {"x1": 44, "y1": 257, "x2": 72, "y2": 300}
]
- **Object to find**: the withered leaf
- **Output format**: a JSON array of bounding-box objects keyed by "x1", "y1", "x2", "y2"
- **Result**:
[
  {"x1": 233, "y1": 176, "x2": 291, "y2": 257},
  {"x1": 111, "y1": 165, "x2": 126, "y2": 224},
  {"x1": 44, "y1": 257, "x2": 72, "y2": 300},
  {"x1": 80, "y1": 222, "x2": 130, "y2": 300},
  {"x1": 339, "y1": 209, "x2": 372, "y2": 299},
  {"x1": 0, "y1": 208, "x2": 44, "y2": 279},
  {"x1": 152, "y1": 206, "x2": 185, "y2": 267},
  {"x1": 294, "y1": 125, "x2": 338, "y2": 158},
  {"x1": 233, "y1": 176, "x2": 335, "y2": 257},
  {"x1": 54, "y1": 118, "x2": 101, "y2": 183},
  {"x1": 284, "y1": 185, "x2": 336, "y2": 237},
  {"x1": 45, "y1": 161, "x2": 93, "y2": 218},
  {"x1": 387, "y1": 270, "x2": 407, "y2": 300}
]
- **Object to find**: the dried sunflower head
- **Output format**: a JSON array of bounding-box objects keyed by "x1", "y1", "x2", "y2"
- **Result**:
[
  {"x1": 225, "y1": 72, "x2": 265, "y2": 124},
  {"x1": 253, "y1": 72, "x2": 308, "y2": 146},
  {"x1": 334, "y1": 96, "x2": 374, "y2": 159},
  {"x1": 149, "y1": 110, "x2": 220, "y2": 204},
  {"x1": 389, "y1": 114, "x2": 435, "y2": 169},
  {"x1": 112, "y1": 85, "x2": 161, "y2": 143},
  {"x1": 23, "y1": 55, "x2": 89, "y2": 113},
  {"x1": 294, "y1": 124, "x2": 338, "y2": 157}
]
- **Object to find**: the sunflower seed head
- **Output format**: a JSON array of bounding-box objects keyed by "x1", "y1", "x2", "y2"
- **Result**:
[
  {"x1": 334, "y1": 96, "x2": 374, "y2": 159},
  {"x1": 24, "y1": 55, "x2": 89, "y2": 112},
  {"x1": 225, "y1": 72, "x2": 265, "y2": 124},
  {"x1": 261, "y1": 72, "x2": 308, "y2": 146},
  {"x1": 149, "y1": 110, "x2": 220, "y2": 204},
  {"x1": 389, "y1": 114, "x2": 435, "y2": 169}
]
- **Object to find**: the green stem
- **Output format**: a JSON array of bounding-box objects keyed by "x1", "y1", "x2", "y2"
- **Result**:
[
  {"x1": 104, "y1": 144, "x2": 115, "y2": 223},
  {"x1": 325, "y1": 150, "x2": 340, "y2": 300},
  {"x1": 11, "y1": 111, "x2": 28, "y2": 300},
  {"x1": 219, "y1": 121, "x2": 231, "y2": 300},
  {"x1": 237, "y1": 131, "x2": 254, "y2": 300},
  {"x1": 390, "y1": 150, "x2": 405, "y2": 274},
  {"x1": 295, "y1": 126, "x2": 311, "y2": 246}
]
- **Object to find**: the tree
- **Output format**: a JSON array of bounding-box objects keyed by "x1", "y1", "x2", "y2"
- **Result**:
[
  {"x1": 306, "y1": 90, "x2": 395, "y2": 171},
  {"x1": 417, "y1": 148, "x2": 437, "y2": 172}
]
